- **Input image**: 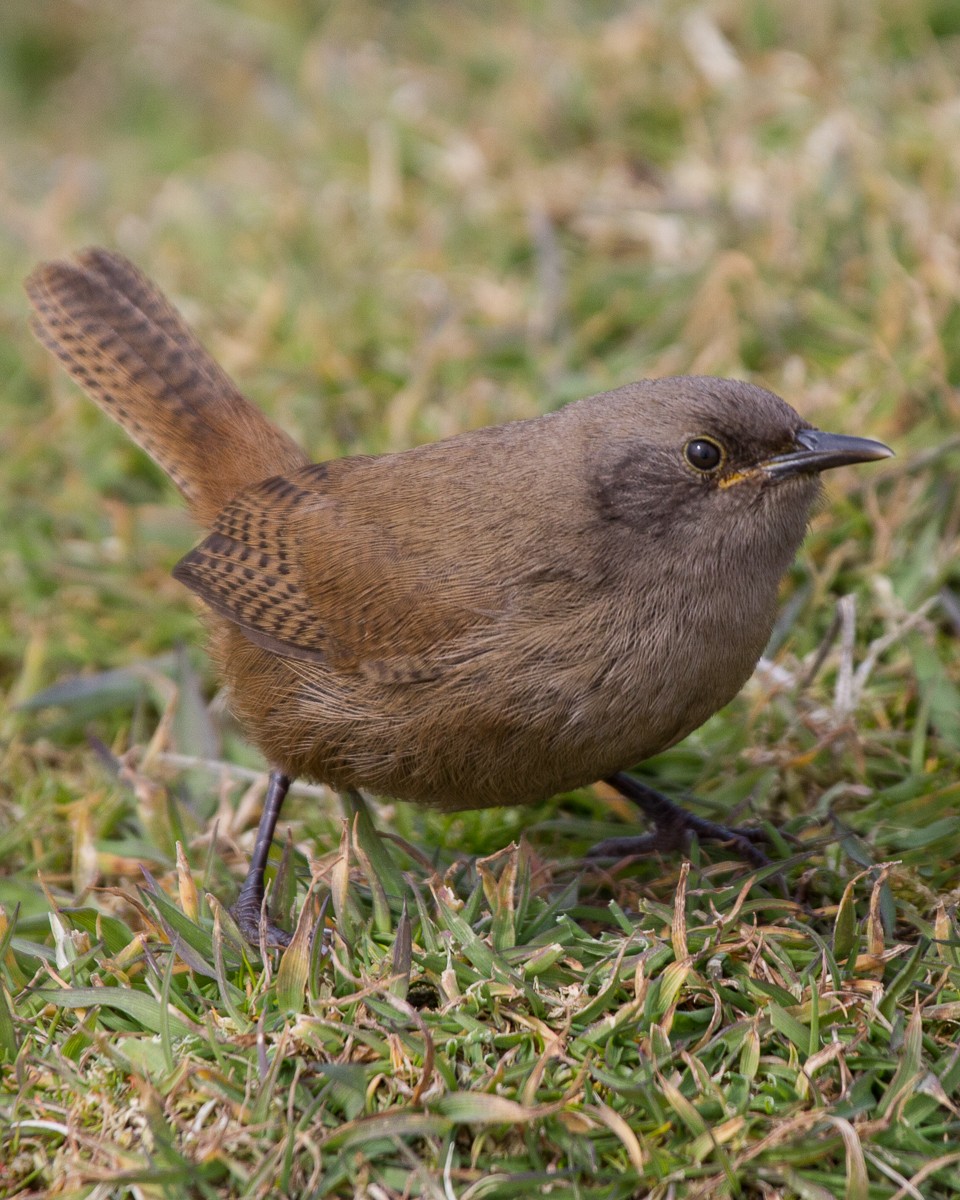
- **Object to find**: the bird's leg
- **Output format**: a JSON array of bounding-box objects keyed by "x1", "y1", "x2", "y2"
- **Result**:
[
  {"x1": 586, "y1": 772, "x2": 770, "y2": 868},
  {"x1": 231, "y1": 768, "x2": 293, "y2": 947}
]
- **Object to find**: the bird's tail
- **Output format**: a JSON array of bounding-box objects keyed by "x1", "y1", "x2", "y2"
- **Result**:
[{"x1": 25, "y1": 248, "x2": 310, "y2": 524}]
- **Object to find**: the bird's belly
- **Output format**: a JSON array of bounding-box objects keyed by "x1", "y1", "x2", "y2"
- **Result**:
[{"x1": 215, "y1": 583, "x2": 774, "y2": 810}]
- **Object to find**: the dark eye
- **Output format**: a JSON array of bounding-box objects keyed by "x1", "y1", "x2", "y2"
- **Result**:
[{"x1": 684, "y1": 438, "x2": 723, "y2": 472}]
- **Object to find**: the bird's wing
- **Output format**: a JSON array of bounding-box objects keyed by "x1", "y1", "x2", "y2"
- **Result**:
[{"x1": 172, "y1": 460, "x2": 499, "y2": 679}]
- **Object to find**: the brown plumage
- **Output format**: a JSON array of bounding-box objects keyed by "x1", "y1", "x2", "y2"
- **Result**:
[{"x1": 26, "y1": 248, "x2": 892, "y2": 943}]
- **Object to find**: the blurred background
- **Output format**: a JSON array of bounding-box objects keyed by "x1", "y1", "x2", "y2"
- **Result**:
[{"x1": 2, "y1": 0, "x2": 958, "y2": 911}]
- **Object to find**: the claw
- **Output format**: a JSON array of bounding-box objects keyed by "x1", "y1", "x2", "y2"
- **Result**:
[{"x1": 587, "y1": 772, "x2": 771, "y2": 868}]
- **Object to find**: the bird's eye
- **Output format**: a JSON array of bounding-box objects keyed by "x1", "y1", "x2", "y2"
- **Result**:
[{"x1": 684, "y1": 437, "x2": 724, "y2": 472}]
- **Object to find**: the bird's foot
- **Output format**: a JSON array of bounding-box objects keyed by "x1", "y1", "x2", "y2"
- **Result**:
[
  {"x1": 586, "y1": 772, "x2": 770, "y2": 868},
  {"x1": 229, "y1": 768, "x2": 294, "y2": 948},
  {"x1": 230, "y1": 886, "x2": 293, "y2": 948}
]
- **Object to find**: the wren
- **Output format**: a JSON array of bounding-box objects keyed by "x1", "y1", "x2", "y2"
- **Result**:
[{"x1": 26, "y1": 249, "x2": 892, "y2": 944}]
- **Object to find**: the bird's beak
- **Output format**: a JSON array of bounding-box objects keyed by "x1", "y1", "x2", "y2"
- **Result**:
[{"x1": 763, "y1": 428, "x2": 894, "y2": 480}]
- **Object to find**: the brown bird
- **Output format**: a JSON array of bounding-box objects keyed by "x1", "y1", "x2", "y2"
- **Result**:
[{"x1": 26, "y1": 248, "x2": 892, "y2": 944}]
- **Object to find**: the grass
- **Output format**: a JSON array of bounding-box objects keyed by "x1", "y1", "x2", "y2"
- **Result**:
[{"x1": 2, "y1": 0, "x2": 960, "y2": 1195}]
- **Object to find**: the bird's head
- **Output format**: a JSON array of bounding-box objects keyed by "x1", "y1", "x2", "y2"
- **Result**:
[{"x1": 586, "y1": 376, "x2": 892, "y2": 574}]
